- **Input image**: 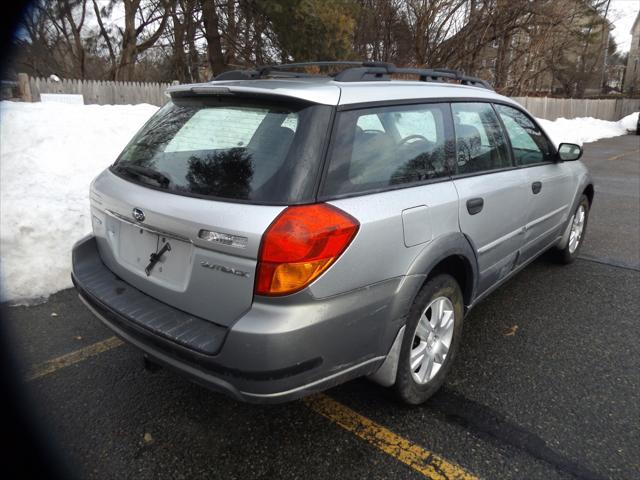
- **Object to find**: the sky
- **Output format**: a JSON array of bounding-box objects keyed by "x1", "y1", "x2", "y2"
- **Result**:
[{"x1": 609, "y1": 0, "x2": 640, "y2": 53}]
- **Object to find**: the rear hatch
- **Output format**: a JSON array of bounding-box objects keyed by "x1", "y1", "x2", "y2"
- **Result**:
[{"x1": 90, "y1": 93, "x2": 333, "y2": 327}]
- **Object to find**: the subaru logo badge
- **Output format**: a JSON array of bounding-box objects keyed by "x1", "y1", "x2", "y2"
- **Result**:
[{"x1": 132, "y1": 208, "x2": 145, "y2": 223}]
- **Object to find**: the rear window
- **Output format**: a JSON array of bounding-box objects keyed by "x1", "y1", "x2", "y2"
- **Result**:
[{"x1": 111, "y1": 97, "x2": 329, "y2": 204}]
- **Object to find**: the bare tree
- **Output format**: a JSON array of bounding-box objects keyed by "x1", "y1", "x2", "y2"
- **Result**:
[
  {"x1": 13, "y1": 0, "x2": 97, "y2": 78},
  {"x1": 117, "y1": 0, "x2": 171, "y2": 80},
  {"x1": 91, "y1": 0, "x2": 171, "y2": 80},
  {"x1": 201, "y1": 0, "x2": 226, "y2": 75},
  {"x1": 184, "y1": 1, "x2": 201, "y2": 81},
  {"x1": 11, "y1": 0, "x2": 620, "y2": 95},
  {"x1": 47, "y1": 0, "x2": 89, "y2": 77},
  {"x1": 14, "y1": 1, "x2": 62, "y2": 76},
  {"x1": 542, "y1": 0, "x2": 609, "y2": 96},
  {"x1": 354, "y1": 0, "x2": 412, "y2": 64},
  {"x1": 92, "y1": 0, "x2": 118, "y2": 77},
  {"x1": 404, "y1": 0, "x2": 468, "y2": 66}
]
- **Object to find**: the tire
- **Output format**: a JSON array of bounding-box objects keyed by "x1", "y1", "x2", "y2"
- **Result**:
[
  {"x1": 395, "y1": 274, "x2": 464, "y2": 405},
  {"x1": 555, "y1": 194, "x2": 590, "y2": 264}
]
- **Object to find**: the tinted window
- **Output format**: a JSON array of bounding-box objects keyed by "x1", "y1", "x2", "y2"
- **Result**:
[
  {"x1": 322, "y1": 104, "x2": 451, "y2": 196},
  {"x1": 112, "y1": 97, "x2": 329, "y2": 204},
  {"x1": 452, "y1": 102, "x2": 511, "y2": 174},
  {"x1": 495, "y1": 104, "x2": 554, "y2": 165}
]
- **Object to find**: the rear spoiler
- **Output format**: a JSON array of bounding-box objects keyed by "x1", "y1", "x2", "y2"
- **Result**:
[{"x1": 165, "y1": 82, "x2": 340, "y2": 106}]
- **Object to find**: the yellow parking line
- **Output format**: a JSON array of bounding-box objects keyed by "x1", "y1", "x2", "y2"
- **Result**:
[
  {"x1": 607, "y1": 150, "x2": 639, "y2": 161},
  {"x1": 304, "y1": 394, "x2": 478, "y2": 480},
  {"x1": 26, "y1": 337, "x2": 476, "y2": 478},
  {"x1": 25, "y1": 336, "x2": 124, "y2": 381}
]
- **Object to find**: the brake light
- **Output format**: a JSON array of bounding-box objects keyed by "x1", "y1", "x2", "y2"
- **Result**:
[{"x1": 256, "y1": 204, "x2": 359, "y2": 296}]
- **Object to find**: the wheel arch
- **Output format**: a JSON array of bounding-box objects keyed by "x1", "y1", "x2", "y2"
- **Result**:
[
  {"x1": 558, "y1": 175, "x2": 594, "y2": 250},
  {"x1": 404, "y1": 232, "x2": 478, "y2": 310},
  {"x1": 583, "y1": 183, "x2": 594, "y2": 206},
  {"x1": 425, "y1": 255, "x2": 474, "y2": 307},
  {"x1": 369, "y1": 233, "x2": 478, "y2": 388}
]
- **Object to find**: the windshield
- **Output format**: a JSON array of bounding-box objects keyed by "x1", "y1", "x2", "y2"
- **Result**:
[{"x1": 111, "y1": 97, "x2": 331, "y2": 204}]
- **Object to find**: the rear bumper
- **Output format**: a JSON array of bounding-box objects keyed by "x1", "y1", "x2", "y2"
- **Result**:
[{"x1": 72, "y1": 235, "x2": 412, "y2": 403}]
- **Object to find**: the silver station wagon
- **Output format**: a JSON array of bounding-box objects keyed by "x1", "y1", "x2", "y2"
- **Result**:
[{"x1": 72, "y1": 62, "x2": 593, "y2": 404}]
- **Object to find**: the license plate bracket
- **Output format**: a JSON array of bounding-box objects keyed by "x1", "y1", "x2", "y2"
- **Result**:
[
  {"x1": 116, "y1": 221, "x2": 193, "y2": 290},
  {"x1": 119, "y1": 223, "x2": 159, "y2": 274}
]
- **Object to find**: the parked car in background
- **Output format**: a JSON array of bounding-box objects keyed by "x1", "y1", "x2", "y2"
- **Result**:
[{"x1": 72, "y1": 62, "x2": 593, "y2": 404}]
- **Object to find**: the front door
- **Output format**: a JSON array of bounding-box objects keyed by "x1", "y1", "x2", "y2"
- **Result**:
[
  {"x1": 451, "y1": 102, "x2": 528, "y2": 295},
  {"x1": 494, "y1": 104, "x2": 576, "y2": 264}
]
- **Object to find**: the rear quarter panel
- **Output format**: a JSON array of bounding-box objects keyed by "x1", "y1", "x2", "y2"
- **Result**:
[{"x1": 310, "y1": 181, "x2": 460, "y2": 299}]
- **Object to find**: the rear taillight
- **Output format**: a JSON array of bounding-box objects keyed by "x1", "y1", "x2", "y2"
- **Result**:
[{"x1": 255, "y1": 204, "x2": 359, "y2": 296}]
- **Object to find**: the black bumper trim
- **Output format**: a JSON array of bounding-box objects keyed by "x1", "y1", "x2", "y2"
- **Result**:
[
  {"x1": 75, "y1": 279, "x2": 323, "y2": 381},
  {"x1": 71, "y1": 236, "x2": 227, "y2": 355},
  {"x1": 71, "y1": 236, "x2": 322, "y2": 382}
]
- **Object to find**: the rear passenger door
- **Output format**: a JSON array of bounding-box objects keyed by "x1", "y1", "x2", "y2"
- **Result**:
[
  {"x1": 450, "y1": 102, "x2": 529, "y2": 295},
  {"x1": 494, "y1": 104, "x2": 575, "y2": 263}
]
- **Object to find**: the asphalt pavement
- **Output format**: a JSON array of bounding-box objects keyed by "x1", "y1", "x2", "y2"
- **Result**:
[{"x1": 3, "y1": 134, "x2": 639, "y2": 480}]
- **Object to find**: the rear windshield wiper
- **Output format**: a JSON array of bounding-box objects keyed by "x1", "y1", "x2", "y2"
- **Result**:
[{"x1": 114, "y1": 164, "x2": 171, "y2": 187}]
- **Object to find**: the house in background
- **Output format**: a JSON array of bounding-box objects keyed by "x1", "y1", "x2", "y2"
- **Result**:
[
  {"x1": 623, "y1": 13, "x2": 640, "y2": 93},
  {"x1": 472, "y1": 0, "x2": 611, "y2": 97},
  {"x1": 606, "y1": 63, "x2": 626, "y2": 92}
]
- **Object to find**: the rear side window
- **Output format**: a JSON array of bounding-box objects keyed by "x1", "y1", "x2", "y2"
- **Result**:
[
  {"x1": 494, "y1": 104, "x2": 554, "y2": 165},
  {"x1": 452, "y1": 102, "x2": 511, "y2": 174},
  {"x1": 322, "y1": 103, "x2": 452, "y2": 197},
  {"x1": 112, "y1": 97, "x2": 329, "y2": 204}
]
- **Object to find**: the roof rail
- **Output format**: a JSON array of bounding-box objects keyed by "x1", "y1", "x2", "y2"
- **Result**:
[
  {"x1": 214, "y1": 62, "x2": 364, "y2": 81},
  {"x1": 214, "y1": 61, "x2": 493, "y2": 90}
]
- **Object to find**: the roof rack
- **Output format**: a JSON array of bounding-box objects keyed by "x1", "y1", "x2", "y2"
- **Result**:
[{"x1": 214, "y1": 61, "x2": 493, "y2": 90}]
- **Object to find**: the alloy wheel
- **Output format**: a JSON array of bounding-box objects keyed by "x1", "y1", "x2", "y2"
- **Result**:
[
  {"x1": 410, "y1": 296, "x2": 455, "y2": 385},
  {"x1": 568, "y1": 204, "x2": 586, "y2": 254}
]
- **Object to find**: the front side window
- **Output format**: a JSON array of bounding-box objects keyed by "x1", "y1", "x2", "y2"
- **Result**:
[
  {"x1": 356, "y1": 114, "x2": 384, "y2": 132},
  {"x1": 495, "y1": 104, "x2": 554, "y2": 165},
  {"x1": 322, "y1": 103, "x2": 451, "y2": 197},
  {"x1": 452, "y1": 102, "x2": 511, "y2": 174},
  {"x1": 112, "y1": 97, "x2": 328, "y2": 203}
]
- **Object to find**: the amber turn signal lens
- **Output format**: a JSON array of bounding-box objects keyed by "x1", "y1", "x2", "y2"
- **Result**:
[{"x1": 255, "y1": 204, "x2": 359, "y2": 296}]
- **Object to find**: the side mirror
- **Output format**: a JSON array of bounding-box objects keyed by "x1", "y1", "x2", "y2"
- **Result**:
[{"x1": 557, "y1": 143, "x2": 583, "y2": 161}]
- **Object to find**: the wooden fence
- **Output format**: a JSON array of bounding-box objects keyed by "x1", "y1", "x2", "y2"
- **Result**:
[
  {"x1": 511, "y1": 96, "x2": 640, "y2": 121},
  {"x1": 17, "y1": 74, "x2": 173, "y2": 106},
  {"x1": 13, "y1": 74, "x2": 640, "y2": 120}
]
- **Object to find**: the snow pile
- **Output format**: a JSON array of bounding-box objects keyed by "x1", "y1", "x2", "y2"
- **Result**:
[
  {"x1": 0, "y1": 101, "x2": 158, "y2": 304},
  {"x1": 537, "y1": 112, "x2": 638, "y2": 147},
  {"x1": 619, "y1": 111, "x2": 640, "y2": 132}
]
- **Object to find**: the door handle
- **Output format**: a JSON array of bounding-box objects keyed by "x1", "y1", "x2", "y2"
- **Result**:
[
  {"x1": 532, "y1": 181, "x2": 542, "y2": 194},
  {"x1": 466, "y1": 197, "x2": 484, "y2": 215}
]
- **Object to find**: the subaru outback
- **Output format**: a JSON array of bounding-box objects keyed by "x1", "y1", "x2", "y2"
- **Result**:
[{"x1": 72, "y1": 62, "x2": 593, "y2": 404}]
